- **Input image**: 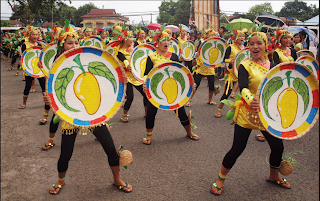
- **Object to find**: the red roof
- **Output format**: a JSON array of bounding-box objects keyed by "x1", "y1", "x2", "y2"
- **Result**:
[
  {"x1": 81, "y1": 9, "x2": 129, "y2": 21},
  {"x1": 41, "y1": 22, "x2": 62, "y2": 28}
]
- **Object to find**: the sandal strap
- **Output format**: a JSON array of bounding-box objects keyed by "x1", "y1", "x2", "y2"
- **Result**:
[{"x1": 212, "y1": 183, "x2": 223, "y2": 191}]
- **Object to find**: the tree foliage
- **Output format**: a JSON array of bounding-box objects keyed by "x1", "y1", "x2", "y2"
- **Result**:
[
  {"x1": 7, "y1": 0, "x2": 70, "y2": 26},
  {"x1": 173, "y1": 0, "x2": 191, "y2": 25},
  {"x1": 157, "y1": 0, "x2": 178, "y2": 24},
  {"x1": 275, "y1": 0, "x2": 319, "y2": 22},
  {"x1": 247, "y1": 3, "x2": 274, "y2": 21},
  {"x1": 1, "y1": 20, "x2": 13, "y2": 27}
]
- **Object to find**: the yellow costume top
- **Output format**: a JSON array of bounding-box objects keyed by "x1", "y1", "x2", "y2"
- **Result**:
[
  {"x1": 136, "y1": 39, "x2": 147, "y2": 45},
  {"x1": 224, "y1": 43, "x2": 244, "y2": 94},
  {"x1": 193, "y1": 58, "x2": 215, "y2": 76},
  {"x1": 233, "y1": 59, "x2": 270, "y2": 130},
  {"x1": 149, "y1": 51, "x2": 172, "y2": 66},
  {"x1": 274, "y1": 48, "x2": 294, "y2": 62},
  {"x1": 177, "y1": 36, "x2": 187, "y2": 61},
  {"x1": 117, "y1": 48, "x2": 142, "y2": 86},
  {"x1": 23, "y1": 41, "x2": 40, "y2": 77}
]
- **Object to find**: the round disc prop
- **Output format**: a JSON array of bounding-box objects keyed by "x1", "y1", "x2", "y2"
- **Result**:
[
  {"x1": 296, "y1": 50, "x2": 314, "y2": 58},
  {"x1": 181, "y1": 41, "x2": 196, "y2": 61},
  {"x1": 198, "y1": 37, "x2": 227, "y2": 67},
  {"x1": 81, "y1": 36, "x2": 105, "y2": 49},
  {"x1": 21, "y1": 46, "x2": 45, "y2": 78},
  {"x1": 257, "y1": 62, "x2": 319, "y2": 140},
  {"x1": 47, "y1": 47, "x2": 126, "y2": 127},
  {"x1": 130, "y1": 44, "x2": 156, "y2": 83},
  {"x1": 296, "y1": 55, "x2": 319, "y2": 79},
  {"x1": 233, "y1": 48, "x2": 251, "y2": 78},
  {"x1": 145, "y1": 61, "x2": 194, "y2": 110},
  {"x1": 169, "y1": 38, "x2": 181, "y2": 58},
  {"x1": 39, "y1": 43, "x2": 58, "y2": 77},
  {"x1": 104, "y1": 41, "x2": 119, "y2": 57}
]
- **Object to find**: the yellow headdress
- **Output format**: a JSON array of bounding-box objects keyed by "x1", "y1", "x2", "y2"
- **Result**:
[{"x1": 164, "y1": 29, "x2": 172, "y2": 35}]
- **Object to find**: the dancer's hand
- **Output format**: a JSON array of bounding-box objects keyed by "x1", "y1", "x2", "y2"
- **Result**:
[
  {"x1": 127, "y1": 65, "x2": 132, "y2": 72},
  {"x1": 43, "y1": 92, "x2": 51, "y2": 105},
  {"x1": 143, "y1": 82, "x2": 147, "y2": 93},
  {"x1": 250, "y1": 97, "x2": 260, "y2": 113}
]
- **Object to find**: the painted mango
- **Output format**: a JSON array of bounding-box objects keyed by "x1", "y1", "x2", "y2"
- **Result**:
[
  {"x1": 209, "y1": 47, "x2": 219, "y2": 63},
  {"x1": 185, "y1": 46, "x2": 191, "y2": 58},
  {"x1": 277, "y1": 88, "x2": 298, "y2": 128},
  {"x1": 162, "y1": 78, "x2": 178, "y2": 104},
  {"x1": 74, "y1": 72, "x2": 101, "y2": 115},
  {"x1": 140, "y1": 57, "x2": 147, "y2": 78},
  {"x1": 32, "y1": 57, "x2": 40, "y2": 74}
]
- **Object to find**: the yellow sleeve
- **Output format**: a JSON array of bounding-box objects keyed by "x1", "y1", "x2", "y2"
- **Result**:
[{"x1": 123, "y1": 60, "x2": 129, "y2": 68}]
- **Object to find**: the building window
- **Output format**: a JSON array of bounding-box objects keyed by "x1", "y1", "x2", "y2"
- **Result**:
[
  {"x1": 107, "y1": 23, "x2": 114, "y2": 27},
  {"x1": 97, "y1": 23, "x2": 103, "y2": 28},
  {"x1": 213, "y1": 0, "x2": 219, "y2": 15}
]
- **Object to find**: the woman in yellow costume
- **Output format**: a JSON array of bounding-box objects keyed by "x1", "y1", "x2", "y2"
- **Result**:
[
  {"x1": 272, "y1": 29, "x2": 297, "y2": 65},
  {"x1": 18, "y1": 26, "x2": 51, "y2": 124},
  {"x1": 177, "y1": 25, "x2": 193, "y2": 73},
  {"x1": 210, "y1": 31, "x2": 290, "y2": 196},
  {"x1": 142, "y1": 24, "x2": 198, "y2": 145},
  {"x1": 112, "y1": 25, "x2": 148, "y2": 122},
  {"x1": 44, "y1": 20, "x2": 132, "y2": 194},
  {"x1": 84, "y1": 27, "x2": 92, "y2": 38},
  {"x1": 134, "y1": 29, "x2": 150, "y2": 47},
  {"x1": 214, "y1": 30, "x2": 246, "y2": 118},
  {"x1": 164, "y1": 29, "x2": 172, "y2": 37},
  {"x1": 186, "y1": 28, "x2": 219, "y2": 107}
]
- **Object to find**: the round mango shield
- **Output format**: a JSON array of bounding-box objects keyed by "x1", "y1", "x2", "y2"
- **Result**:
[
  {"x1": 257, "y1": 62, "x2": 319, "y2": 140},
  {"x1": 169, "y1": 38, "x2": 181, "y2": 58},
  {"x1": 198, "y1": 37, "x2": 227, "y2": 68},
  {"x1": 21, "y1": 46, "x2": 45, "y2": 78},
  {"x1": 181, "y1": 41, "x2": 196, "y2": 61},
  {"x1": 81, "y1": 36, "x2": 105, "y2": 49},
  {"x1": 47, "y1": 46, "x2": 126, "y2": 128},
  {"x1": 296, "y1": 55, "x2": 319, "y2": 79},
  {"x1": 104, "y1": 41, "x2": 119, "y2": 58},
  {"x1": 145, "y1": 61, "x2": 194, "y2": 110},
  {"x1": 39, "y1": 42, "x2": 58, "y2": 77},
  {"x1": 233, "y1": 48, "x2": 251, "y2": 78},
  {"x1": 130, "y1": 44, "x2": 156, "y2": 83},
  {"x1": 296, "y1": 50, "x2": 314, "y2": 58}
]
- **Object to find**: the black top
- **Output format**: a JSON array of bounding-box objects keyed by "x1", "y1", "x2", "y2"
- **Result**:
[
  {"x1": 272, "y1": 47, "x2": 297, "y2": 65},
  {"x1": 20, "y1": 42, "x2": 41, "y2": 54},
  {"x1": 144, "y1": 52, "x2": 179, "y2": 76},
  {"x1": 238, "y1": 62, "x2": 277, "y2": 92},
  {"x1": 117, "y1": 51, "x2": 126, "y2": 63}
]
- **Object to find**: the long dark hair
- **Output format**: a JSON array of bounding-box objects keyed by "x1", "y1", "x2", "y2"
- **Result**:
[{"x1": 299, "y1": 30, "x2": 310, "y2": 49}]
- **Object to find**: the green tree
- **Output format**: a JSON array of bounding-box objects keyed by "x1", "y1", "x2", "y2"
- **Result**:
[
  {"x1": 7, "y1": 0, "x2": 69, "y2": 26},
  {"x1": 157, "y1": 0, "x2": 178, "y2": 24},
  {"x1": 247, "y1": 3, "x2": 274, "y2": 21},
  {"x1": 73, "y1": 2, "x2": 98, "y2": 27},
  {"x1": 1, "y1": 20, "x2": 13, "y2": 27},
  {"x1": 275, "y1": 0, "x2": 319, "y2": 22},
  {"x1": 173, "y1": 0, "x2": 191, "y2": 25}
]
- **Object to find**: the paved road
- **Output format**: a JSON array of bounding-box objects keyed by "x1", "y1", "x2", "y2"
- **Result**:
[{"x1": 1, "y1": 55, "x2": 319, "y2": 201}]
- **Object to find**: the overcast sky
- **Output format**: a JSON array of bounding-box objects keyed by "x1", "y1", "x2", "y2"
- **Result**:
[{"x1": 1, "y1": 0, "x2": 319, "y2": 24}]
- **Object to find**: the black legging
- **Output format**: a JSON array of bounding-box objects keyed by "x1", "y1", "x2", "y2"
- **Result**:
[
  {"x1": 220, "y1": 81, "x2": 236, "y2": 101},
  {"x1": 123, "y1": 83, "x2": 147, "y2": 111},
  {"x1": 49, "y1": 114, "x2": 59, "y2": 133},
  {"x1": 222, "y1": 124, "x2": 284, "y2": 169},
  {"x1": 193, "y1": 74, "x2": 215, "y2": 92},
  {"x1": 58, "y1": 124, "x2": 119, "y2": 173},
  {"x1": 146, "y1": 101, "x2": 189, "y2": 129},
  {"x1": 184, "y1": 60, "x2": 193, "y2": 73},
  {"x1": 24, "y1": 76, "x2": 50, "y2": 110},
  {"x1": 11, "y1": 54, "x2": 19, "y2": 65}
]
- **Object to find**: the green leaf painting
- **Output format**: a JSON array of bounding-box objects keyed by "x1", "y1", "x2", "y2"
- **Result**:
[
  {"x1": 293, "y1": 78, "x2": 309, "y2": 114},
  {"x1": 55, "y1": 68, "x2": 80, "y2": 112},
  {"x1": 172, "y1": 71, "x2": 185, "y2": 95},
  {"x1": 173, "y1": 45, "x2": 177, "y2": 54},
  {"x1": 107, "y1": 49, "x2": 114, "y2": 54},
  {"x1": 25, "y1": 51, "x2": 35, "y2": 70},
  {"x1": 217, "y1": 44, "x2": 224, "y2": 58},
  {"x1": 151, "y1": 72, "x2": 164, "y2": 99},
  {"x1": 182, "y1": 42, "x2": 188, "y2": 50},
  {"x1": 84, "y1": 41, "x2": 92, "y2": 46},
  {"x1": 44, "y1": 49, "x2": 56, "y2": 70},
  {"x1": 95, "y1": 42, "x2": 101, "y2": 48},
  {"x1": 132, "y1": 50, "x2": 144, "y2": 71},
  {"x1": 88, "y1": 61, "x2": 117, "y2": 93},
  {"x1": 190, "y1": 44, "x2": 194, "y2": 53},
  {"x1": 235, "y1": 54, "x2": 245, "y2": 70},
  {"x1": 202, "y1": 43, "x2": 212, "y2": 60},
  {"x1": 262, "y1": 77, "x2": 283, "y2": 120}
]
